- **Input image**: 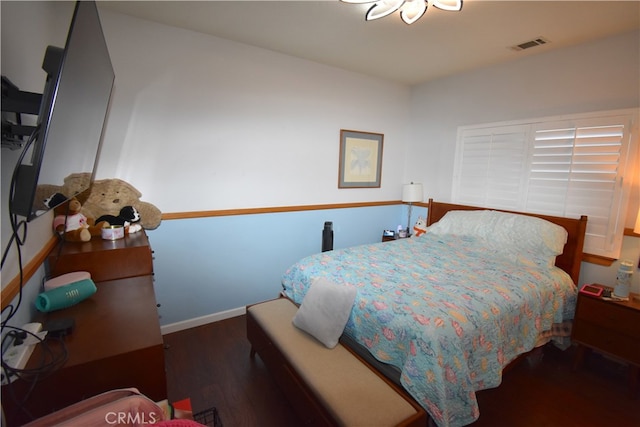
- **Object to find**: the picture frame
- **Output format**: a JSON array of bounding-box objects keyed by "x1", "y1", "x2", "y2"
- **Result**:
[{"x1": 338, "y1": 129, "x2": 384, "y2": 188}]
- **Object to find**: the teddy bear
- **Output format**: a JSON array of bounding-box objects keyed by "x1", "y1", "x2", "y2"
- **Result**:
[
  {"x1": 412, "y1": 217, "x2": 428, "y2": 237},
  {"x1": 36, "y1": 173, "x2": 161, "y2": 230},
  {"x1": 48, "y1": 193, "x2": 107, "y2": 242},
  {"x1": 83, "y1": 178, "x2": 161, "y2": 230}
]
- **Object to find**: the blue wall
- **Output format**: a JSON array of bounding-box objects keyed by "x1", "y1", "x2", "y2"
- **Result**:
[{"x1": 148, "y1": 204, "x2": 428, "y2": 326}]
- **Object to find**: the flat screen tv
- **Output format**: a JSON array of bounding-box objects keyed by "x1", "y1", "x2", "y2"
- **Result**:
[{"x1": 6, "y1": 0, "x2": 114, "y2": 221}]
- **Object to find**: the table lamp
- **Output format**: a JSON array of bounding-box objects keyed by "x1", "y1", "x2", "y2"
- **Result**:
[{"x1": 402, "y1": 182, "x2": 423, "y2": 235}]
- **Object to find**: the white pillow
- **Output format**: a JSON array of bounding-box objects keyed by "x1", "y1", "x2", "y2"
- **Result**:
[
  {"x1": 428, "y1": 209, "x2": 568, "y2": 268},
  {"x1": 488, "y1": 210, "x2": 567, "y2": 267},
  {"x1": 427, "y1": 210, "x2": 494, "y2": 237},
  {"x1": 292, "y1": 277, "x2": 356, "y2": 349}
]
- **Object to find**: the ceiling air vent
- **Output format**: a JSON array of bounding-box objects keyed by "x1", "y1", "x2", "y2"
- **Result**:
[{"x1": 511, "y1": 37, "x2": 550, "y2": 52}]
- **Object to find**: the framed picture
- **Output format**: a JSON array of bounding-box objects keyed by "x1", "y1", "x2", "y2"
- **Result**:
[{"x1": 338, "y1": 129, "x2": 384, "y2": 188}]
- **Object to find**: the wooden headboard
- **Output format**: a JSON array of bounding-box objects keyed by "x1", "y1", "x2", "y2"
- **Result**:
[{"x1": 426, "y1": 199, "x2": 587, "y2": 285}]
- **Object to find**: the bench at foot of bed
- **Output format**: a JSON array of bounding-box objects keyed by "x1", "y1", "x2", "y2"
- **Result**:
[{"x1": 246, "y1": 297, "x2": 428, "y2": 427}]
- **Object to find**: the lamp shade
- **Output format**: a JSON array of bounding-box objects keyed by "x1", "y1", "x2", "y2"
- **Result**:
[
  {"x1": 634, "y1": 207, "x2": 640, "y2": 234},
  {"x1": 402, "y1": 183, "x2": 423, "y2": 203}
]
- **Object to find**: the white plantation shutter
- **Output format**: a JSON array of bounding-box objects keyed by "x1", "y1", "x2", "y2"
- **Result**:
[
  {"x1": 453, "y1": 110, "x2": 635, "y2": 259},
  {"x1": 527, "y1": 118, "x2": 630, "y2": 256},
  {"x1": 454, "y1": 125, "x2": 529, "y2": 210}
]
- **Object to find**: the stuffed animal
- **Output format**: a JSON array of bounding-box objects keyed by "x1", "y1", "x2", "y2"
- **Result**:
[
  {"x1": 96, "y1": 206, "x2": 143, "y2": 234},
  {"x1": 34, "y1": 173, "x2": 92, "y2": 212},
  {"x1": 36, "y1": 173, "x2": 161, "y2": 230},
  {"x1": 412, "y1": 217, "x2": 428, "y2": 237},
  {"x1": 43, "y1": 192, "x2": 68, "y2": 212},
  {"x1": 49, "y1": 194, "x2": 107, "y2": 242},
  {"x1": 84, "y1": 178, "x2": 161, "y2": 230}
]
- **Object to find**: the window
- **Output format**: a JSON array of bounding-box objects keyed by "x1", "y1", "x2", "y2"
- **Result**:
[{"x1": 453, "y1": 109, "x2": 637, "y2": 259}]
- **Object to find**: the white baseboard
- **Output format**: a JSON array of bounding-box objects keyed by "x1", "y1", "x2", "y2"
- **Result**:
[{"x1": 160, "y1": 306, "x2": 246, "y2": 335}]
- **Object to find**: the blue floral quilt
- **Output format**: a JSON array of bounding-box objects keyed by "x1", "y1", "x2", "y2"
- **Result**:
[{"x1": 282, "y1": 233, "x2": 577, "y2": 427}]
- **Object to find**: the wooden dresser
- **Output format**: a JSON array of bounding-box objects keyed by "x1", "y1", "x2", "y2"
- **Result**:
[
  {"x1": 572, "y1": 285, "x2": 640, "y2": 393},
  {"x1": 47, "y1": 230, "x2": 154, "y2": 281},
  {"x1": 1, "y1": 231, "x2": 166, "y2": 426}
]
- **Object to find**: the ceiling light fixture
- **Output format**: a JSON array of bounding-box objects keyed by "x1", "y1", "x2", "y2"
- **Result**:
[{"x1": 341, "y1": 0, "x2": 463, "y2": 25}]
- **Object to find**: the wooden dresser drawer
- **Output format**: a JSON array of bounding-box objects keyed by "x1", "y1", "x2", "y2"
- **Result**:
[
  {"x1": 572, "y1": 288, "x2": 640, "y2": 392},
  {"x1": 572, "y1": 289, "x2": 640, "y2": 370},
  {"x1": 47, "y1": 231, "x2": 153, "y2": 282},
  {"x1": 575, "y1": 295, "x2": 640, "y2": 340},
  {"x1": 573, "y1": 321, "x2": 640, "y2": 365}
]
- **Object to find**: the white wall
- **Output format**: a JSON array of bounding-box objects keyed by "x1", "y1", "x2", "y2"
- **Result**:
[
  {"x1": 408, "y1": 29, "x2": 640, "y2": 292},
  {"x1": 1, "y1": 2, "x2": 75, "y2": 320},
  {"x1": 97, "y1": 9, "x2": 411, "y2": 213},
  {"x1": 409, "y1": 30, "x2": 639, "y2": 204},
  {"x1": 1, "y1": 2, "x2": 412, "y2": 328},
  {"x1": 93, "y1": 9, "x2": 415, "y2": 328}
]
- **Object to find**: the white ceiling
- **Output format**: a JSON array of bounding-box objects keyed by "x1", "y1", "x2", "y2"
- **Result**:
[{"x1": 100, "y1": 0, "x2": 640, "y2": 85}]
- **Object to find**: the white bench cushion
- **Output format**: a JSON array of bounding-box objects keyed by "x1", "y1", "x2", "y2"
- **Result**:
[{"x1": 248, "y1": 298, "x2": 421, "y2": 426}]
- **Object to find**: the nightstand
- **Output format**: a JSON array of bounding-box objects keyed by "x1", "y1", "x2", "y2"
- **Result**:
[
  {"x1": 571, "y1": 285, "x2": 640, "y2": 394},
  {"x1": 382, "y1": 235, "x2": 411, "y2": 242}
]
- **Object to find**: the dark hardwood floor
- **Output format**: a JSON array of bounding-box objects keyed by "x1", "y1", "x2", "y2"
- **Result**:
[{"x1": 163, "y1": 315, "x2": 639, "y2": 427}]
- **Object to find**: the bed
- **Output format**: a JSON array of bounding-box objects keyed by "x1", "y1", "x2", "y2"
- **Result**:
[{"x1": 281, "y1": 199, "x2": 587, "y2": 427}]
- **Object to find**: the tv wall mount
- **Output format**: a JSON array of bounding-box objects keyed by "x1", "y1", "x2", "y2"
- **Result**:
[
  {"x1": 1, "y1": 76, "x2": 42, "y2": 150},
  {"x1": 2, "y1": 46, "x2": 62, "y2": 150}
]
